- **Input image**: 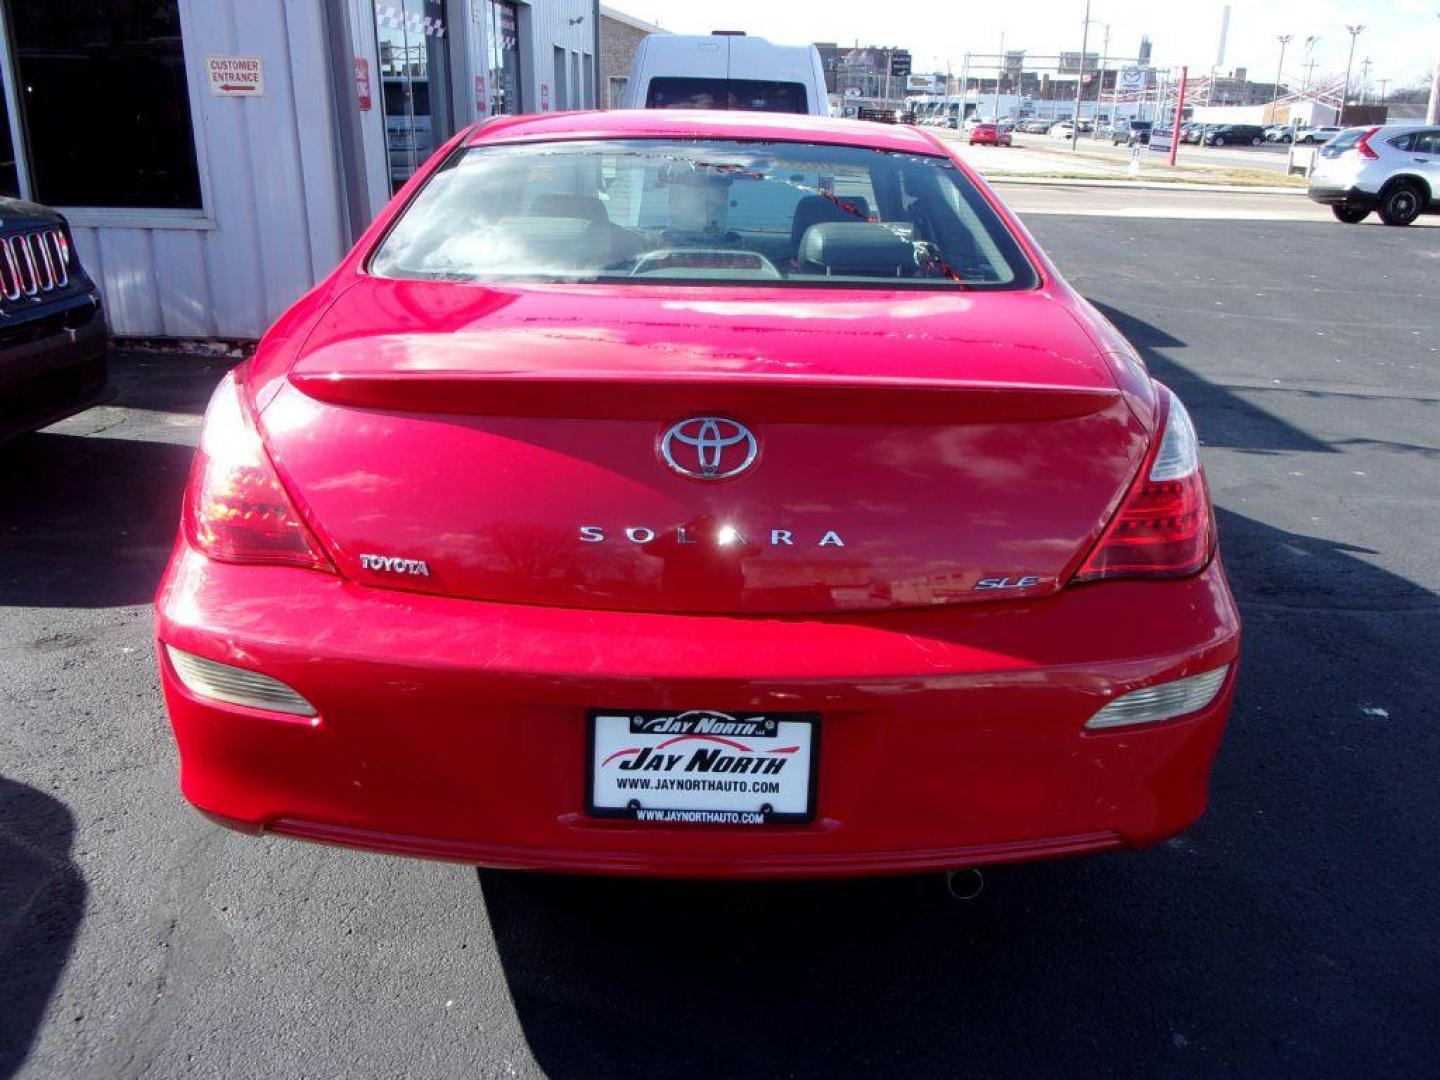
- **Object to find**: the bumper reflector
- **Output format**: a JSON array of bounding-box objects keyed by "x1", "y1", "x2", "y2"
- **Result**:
[
  {"x1": 1085, "y1": 665, "x2": 1229, "y2": 730},
  {"x1": 166, "y1": 646, "x2": 318, "y2": 719}
]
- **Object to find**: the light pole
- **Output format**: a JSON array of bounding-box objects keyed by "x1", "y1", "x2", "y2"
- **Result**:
[
  {"x1": 1069, "y1": 0, "x2": 1092, "y2": 151},
  {"x1": 1270, "y1": 35, "x2": 1291, "y2": 124},
  {"x1": 1341, "y1": 24, "x2": 1365, "y2": 125}
]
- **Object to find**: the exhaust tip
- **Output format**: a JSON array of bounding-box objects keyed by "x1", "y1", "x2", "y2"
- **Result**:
[{"x1": 945, "y1": 867, "x2": 985, "y2": 901}]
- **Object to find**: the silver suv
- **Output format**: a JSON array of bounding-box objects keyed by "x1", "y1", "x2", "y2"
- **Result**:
[{"x1": 1308, "y1": 123, "x2": 1440, "y2": 226}]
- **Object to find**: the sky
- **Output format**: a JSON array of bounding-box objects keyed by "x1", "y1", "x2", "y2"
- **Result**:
[{"x1": 635, "y1": 0, "x2": 1439, "y2": 90}]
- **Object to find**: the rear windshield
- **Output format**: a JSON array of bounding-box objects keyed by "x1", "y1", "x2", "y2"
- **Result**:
[
  {"x1": 646, "y1": 77, "x2": 807, "y2": 113},
  {"x1": 1326, "y1": 129, "x2": 1365, "y2": 151},
  {"x1": 370, "y1": 138, "x2": 1039, "y2": 290}
]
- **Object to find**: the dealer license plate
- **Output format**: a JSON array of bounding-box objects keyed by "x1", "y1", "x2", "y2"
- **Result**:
[{"x1": 587, "y1": 709, "x2": 818, "y2": 825}]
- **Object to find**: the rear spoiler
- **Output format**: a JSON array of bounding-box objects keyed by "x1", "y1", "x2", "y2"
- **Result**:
[{"x1": 290, "y1": 370, "x2": 1120, "y2": 424}]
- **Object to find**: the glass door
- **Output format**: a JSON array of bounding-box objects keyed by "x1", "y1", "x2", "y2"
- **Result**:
[
  {"x1": 485, "y1": 1, "x2": 522, "y2": 115},
  {"x1": 375, "y1": 0, "x2": 453, "y2": 193}
]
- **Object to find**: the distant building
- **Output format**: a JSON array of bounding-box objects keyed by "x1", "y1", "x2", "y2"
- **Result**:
[
  {"x1": 1204, "y1": 68, "x2": 1283, "y2": 107},
  {"x1": 600, "y1": 5, "x2": 668, "y2": 108},
  {"x1": 813, "y1": 43, "x2": 910, "y2": 101}
]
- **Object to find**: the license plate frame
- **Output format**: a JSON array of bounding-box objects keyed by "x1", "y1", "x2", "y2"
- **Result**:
[{"x1": 586, "y1": 709, "x2": 819, "y2": 826}]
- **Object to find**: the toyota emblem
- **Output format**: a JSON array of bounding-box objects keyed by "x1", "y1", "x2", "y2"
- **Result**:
[{"x1": 659, "y1": 417, "x2": 759, "y2": 480}]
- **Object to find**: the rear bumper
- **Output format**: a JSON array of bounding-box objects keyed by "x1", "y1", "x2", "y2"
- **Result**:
[
  {"x1": 1307, "y1": 183, "x2": 1377, "y2": 210},
  {"x1": 155, "y1": 543, "x2": 1240, "y2": 878},
  {"x1": 0, "y1": 292, "x2": 109, "y2": 441}
]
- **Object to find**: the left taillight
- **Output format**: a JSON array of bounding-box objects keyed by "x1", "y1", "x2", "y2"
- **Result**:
[
  {"x1": 183, "y1": 371, "x2": 334, "y2": 571},
  {"x1": 1355, "y1": 126, "x2": 1381, "y2": 160},
  {"x1": 1075, "y1": 385, "x2": 1216, "y2": 582}
]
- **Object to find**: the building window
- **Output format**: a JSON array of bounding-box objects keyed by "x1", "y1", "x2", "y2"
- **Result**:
[
  {"x1": 9, "y1": 0, "x2": 201, "y2": 209},
  {"x1": 553, "y1": 46, "x2": 566, "y2": 111},
  {"x1": 484, "y1": 0, "x2": 521, "y2": 115},
  {"x1": 582, "y1": 53, "x2": 593, "y2": 109},
  {"x1": 607, "y1": 76, "x2": 628, "y2": 109}
]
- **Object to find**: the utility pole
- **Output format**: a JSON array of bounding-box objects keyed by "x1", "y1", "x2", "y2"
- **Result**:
[
  {"x1": 1342, "y1": 25, "x2": 1365, "y2": 125},
  {"x1": 1093, "y1": 22, "x2": 1110, "y2": 139},
  {"x1": 1070, "y1": 0, "x2": 1092, "y2": 151},
  {"x1": 993, "y1": 32, "x2": 1005, "y2": 120},
  {"x1": 1377, "y1": 77, "x2": 1389, "y2": 104},
  {"x1": 1430, "y1": 55, "x2": 1440, "y2": 124},
  {"x1": 957, "y1": 51, "x2": 970, "y2": 123},
  {"x1": 1359, "y1": 57, "x2": 1372, "y2": 103},
  {"x1": 1270, "y1": 35, "x2": 1290, "y2": 124},
  {"x1": 1430, "y1": 14, "x2": 1440, "y2": 125}
]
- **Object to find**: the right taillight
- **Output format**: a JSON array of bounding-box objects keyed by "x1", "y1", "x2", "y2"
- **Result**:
[
  {"x1": 182, "y1": 370, "x2": 333, "y2": 571},
  {"x1": 1075, "y1": 386, "x2": 1216, "y2": 582}
]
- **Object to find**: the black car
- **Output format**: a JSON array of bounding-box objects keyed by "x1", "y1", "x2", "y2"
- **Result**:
[
  {"x1": 1112, "y1": 120, "x2": 1153, "y2": 146},
  {"x1": 1204, "y1": 124, "x2": 1267, "y2": 147},
  {"x1": 0, "y1": 198, "x2": 107, "y2": 441}
]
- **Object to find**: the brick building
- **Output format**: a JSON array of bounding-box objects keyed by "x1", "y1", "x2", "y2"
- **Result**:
[{"x1": 600, "y1": 5, "x2": 668, "y2": 108}]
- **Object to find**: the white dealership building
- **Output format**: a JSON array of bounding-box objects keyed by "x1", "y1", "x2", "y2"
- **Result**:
[{"x1": 0, "y1": 0, "x2": 600, "y2": 338}]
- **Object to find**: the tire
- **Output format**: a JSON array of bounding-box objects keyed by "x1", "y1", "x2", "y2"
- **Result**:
[
  {"x1": 1213, "y1": 136, "x2": 1225, "y2": 146},
  {"x1": 1377, "y1": 182, "x2": 1425, "y2": 227},
  {"x1": 1250, "y1": 136, "x2": 1262, "y2": 146},
  {"x1": 1332, "y1": 205, "x2": 1370, "y2": 224}
]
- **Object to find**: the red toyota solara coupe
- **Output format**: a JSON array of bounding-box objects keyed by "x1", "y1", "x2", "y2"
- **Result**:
[{"x1": 155, "y1": 110, "x2": 1239, "y2": 878}]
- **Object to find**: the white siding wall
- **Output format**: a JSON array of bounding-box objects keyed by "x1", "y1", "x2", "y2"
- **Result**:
[
  {"x1": 57, "y1": 0, "x2": 594, "y2": 339},
  {"x1": 518, "y1": 0, "x2": 595, "y2": 112},
  {"x1": 67, "y1": 0, "x2": 350, "y2": 339}
]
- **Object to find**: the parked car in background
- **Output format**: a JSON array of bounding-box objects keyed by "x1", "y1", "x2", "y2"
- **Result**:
[
  {"x1": 1183, "y1": 124, "x2": 1208, "y2": 144},
  {"x1": 1113, "y1": 120, "x2": 1153, "y2": 146},
  {"x1": 1263, "y1": 124, "x2": 1293, "y2": 143},
  {"x1": 1297, "y1": 125, "x2": 1344, "y2": 145},
  {"x1": 154, "y1": 109, "x2": 1239, "y2": 879},
  {"x1": 969, "y1": 122, "x2": 1013, "y2": 147},
  {"x1": 623, "y1": 32, "x2": 827, "y2": 115},
  {"x1": 1049, "y1": 119, "x2": 1075, "y2": 139},
  {"x1": 1203, "y1": 124, "x2": 1266, "y2": 147},
  {"x1": 1309, "y1": 124, "x2": 1440, "y2": 226},
  {"x1": 0, "y1": 198, "x2": 107, "y2": 442}
]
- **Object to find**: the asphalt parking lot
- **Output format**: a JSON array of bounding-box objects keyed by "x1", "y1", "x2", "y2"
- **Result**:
[{"x1": 3, "y1": 204, "x2": 1438, "y2": 1078}]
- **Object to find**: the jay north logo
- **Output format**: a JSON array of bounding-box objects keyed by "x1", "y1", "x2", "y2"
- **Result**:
[
  {"x1": 600, "y1": 712, "x2": 799, "y2": 777},
  {"x1": 633, "y1": 711, "x2": 776, "y2": 738}
]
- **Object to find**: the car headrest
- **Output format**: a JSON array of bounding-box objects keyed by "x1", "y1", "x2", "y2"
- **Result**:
[
  {"x1": 798, "y1": 222, "x2": 913, "y2": 277},
  {"x1": 790, "y1": 194, "x2": 871, "y2": 252},
  {"x1": 528, "y1": 193, "x2": 610, "y2": 224}
]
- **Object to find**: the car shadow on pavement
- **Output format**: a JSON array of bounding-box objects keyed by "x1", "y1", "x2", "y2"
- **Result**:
[
  {"x1": 0, "y1": 345, "x2": 229, "y2": 609},
  {"x1": 478, "y1": 504, "x2": 1438, "y2": 1078},
  {"x1": 0, "y1": 777, "x2": 86, "y2": 1080},
  {"x1": 1088, "y1": 300, "x2": 1334, "y2": 456},
  {"x1": 0, "y1": 431, "x2": 195, "y2": 608}
]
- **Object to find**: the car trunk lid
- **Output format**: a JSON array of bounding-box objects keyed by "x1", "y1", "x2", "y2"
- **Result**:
[{"x1": 262, "y1": 277, "x2": 1148, "y2": 614}]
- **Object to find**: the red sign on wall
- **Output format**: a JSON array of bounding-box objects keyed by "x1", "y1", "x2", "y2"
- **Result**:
[
  {"x1": 355, "y1": 57, "x2": 372, "y2": 111},
  {"x1": 475, "y1": 75, "x2": 487, "y2": 113}
]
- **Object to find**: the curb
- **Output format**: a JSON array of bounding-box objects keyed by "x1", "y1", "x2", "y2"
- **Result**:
[{"x1": 984, "y1": 176, "x2": 1306, "y2": 196}]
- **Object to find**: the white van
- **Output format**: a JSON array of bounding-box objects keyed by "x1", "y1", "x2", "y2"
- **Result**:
[{"x1": 622, "y1": 32, "x2": 828, "y2": 115}]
